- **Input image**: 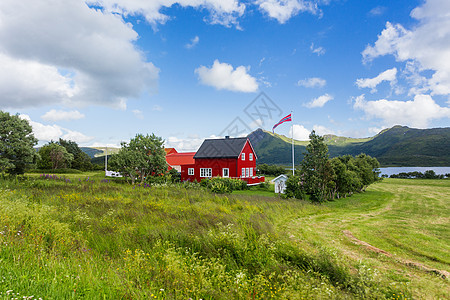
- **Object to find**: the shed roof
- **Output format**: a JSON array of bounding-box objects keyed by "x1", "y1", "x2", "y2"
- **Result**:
[
  {"x1": 166, "y1": 152, "x2": 196, "y2": 166},
  {"x1": 194, "y1": 137, "x2": 249, "y2": 159},
  {"x1": 270, "y1": 174, "x2": 288, "y2": 183},
  {"x1": 164, "y1": 148, "x2": 178, "y2": 155}
]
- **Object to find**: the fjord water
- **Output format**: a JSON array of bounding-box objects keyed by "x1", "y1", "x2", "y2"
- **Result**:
[{"x1": 379, "y1": 166, "x2": 450, "y2": 176}]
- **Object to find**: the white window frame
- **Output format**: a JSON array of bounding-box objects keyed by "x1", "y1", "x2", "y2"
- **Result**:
[
  {"x1": 249, "y1": 153, "x2": 253, "y2": 161},
  {"x1": 241, "y1": 153, "x2": 245, "y2": 161},
  {"x1": 242, "y1": 168, "x2": 245, "y2": 178},
  {"x1": 250, "y1": 168, "x2": 253, "y2": 177},
  {"x1": 200, "y1": 168, "x2": 212, "y2": 178},
  {"x1": 222, "y1": 168, "x2": 229, "y2": 178},
  {"x1": 245, "y1": 168, "x2": 249, "y2": 178},
  {"x1": 188, "y1": 168, "x2": 194, "y2": 176}
]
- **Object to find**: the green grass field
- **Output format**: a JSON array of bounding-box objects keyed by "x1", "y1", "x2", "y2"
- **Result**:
[{"x1": 0, "y1": 173, "x2": 448, "y2": 299}]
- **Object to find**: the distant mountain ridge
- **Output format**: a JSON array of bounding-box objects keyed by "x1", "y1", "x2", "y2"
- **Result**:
[
  {"x1": 80, "y1": 126, "x2": 450, "y2": 167},
  {"x1": 248, "y1": 126, "x2": 450, "y2": 167}
]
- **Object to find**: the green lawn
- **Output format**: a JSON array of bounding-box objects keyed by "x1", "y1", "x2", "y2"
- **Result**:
[{"x1": 0, "y1": 175, "x2": 448, "y2": 299}]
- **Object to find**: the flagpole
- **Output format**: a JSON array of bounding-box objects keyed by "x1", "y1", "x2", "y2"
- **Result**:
[{"x1": 291, "y1": 110, "x2": 294, "y2": 176}]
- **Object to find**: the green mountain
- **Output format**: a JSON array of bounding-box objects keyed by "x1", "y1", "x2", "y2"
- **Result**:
[
  {"x1": 80, "y1": 147, "x2": 120, "y2": 165},
  {"x1": 80, "y1": 147, "x2": 103, "y2": 158},
  {"x1": 248, "y1": 126, "x2": 450, "y2": 167}
]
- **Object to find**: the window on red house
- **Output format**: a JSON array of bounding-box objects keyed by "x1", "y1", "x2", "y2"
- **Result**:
[
  {"x1": 222, "y1": 168, "x2": 229, "y2": 177},
  {"x1": 200, "y1": 168, "x2": 212, "y2": 177}
]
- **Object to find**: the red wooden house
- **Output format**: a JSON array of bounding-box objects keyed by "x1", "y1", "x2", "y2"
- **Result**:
[
  {"x1": 180, "y1": 136, "x2": 265, "y2": 185},
  {"x1": 166, "y1": 152, "x2": 196, "y2": 172},
  {"x1": 164, "y1": 148, "x2": 178, "y2": 156}
]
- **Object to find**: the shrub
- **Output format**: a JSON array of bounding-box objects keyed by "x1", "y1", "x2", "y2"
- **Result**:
[
  {"x1": 200, "y1": 177, "x2": 248, "y2": 194},
  {"x1": 284, "y1": 175, "x2": 306, "y2": 200}
]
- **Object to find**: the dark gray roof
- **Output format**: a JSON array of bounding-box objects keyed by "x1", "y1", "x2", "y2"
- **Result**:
[{"x1": 194, "y1": 137, "x2": 248, "y2": 159}]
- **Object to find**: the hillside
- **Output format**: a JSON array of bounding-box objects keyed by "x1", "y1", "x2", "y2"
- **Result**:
[
  {"x1": 248, "y1": 126, "x2": 450, "y2": 167},
  {"x1": 80, "y1": 147, "x2": 103, "y2": 158}
]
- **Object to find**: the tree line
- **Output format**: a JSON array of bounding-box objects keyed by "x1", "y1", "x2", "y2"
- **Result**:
[
  {"x1": 0, "y1": 111, "x2": 170, "y2": 180},
  {"x1": 36, "y1": 139, "x2": 93, "y2": 171},
  {"x1": 256, "y1": 164, "x2": 286, "y2": 176},
  {"x1": 285, "y1": 131, "x2": 381, "y2": 202},
  {"x1": 388, "y1": 170, "x2": 449, "y2": 179},
  {"x1": 1, "y1": 110, "x2": 380, "y2": 202}
]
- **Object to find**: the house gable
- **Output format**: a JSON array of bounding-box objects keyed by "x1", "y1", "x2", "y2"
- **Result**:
[
  {"x1": 194, "y1": 137, "x2": 247, "y2": 159},
  {"x1": 181, "y1": 137, "x2": 263, "y2": 185}
]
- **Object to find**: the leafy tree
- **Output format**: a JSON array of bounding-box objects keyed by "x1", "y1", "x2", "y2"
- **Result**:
[
  {"x1": 168, "y1": 168, "x2": 181, "y2": 183},
  {"x1": 0, "y1": 111, "x2": 38, "y2": 175},
  {"x1": 300, "y1": 131, "x2": 335, "y2": 202},
  {"x1": 423, "y1": 170, "x2": 437, "y2": 179},
  {"x1": 284, "y1": 175, "x2": 306, "y2": 199},
  {"x1": 354, "y1": 154, "x2": 380, "y2": 191},
  {"x1": 37, "y1": 143, "x2": 74, "y2": 170},
  {"x1": 256, "y1": 164, "x2": 286, "y2": 176},
  {"x1": 331, "y1": 156, "x2": 362, "y2": 198},
  {"x1": 57, "y1": 138, "x2": 92, "y2": 171},
  {"x1": 108, "y1": 133, "x2": 167, "y2": 184}
]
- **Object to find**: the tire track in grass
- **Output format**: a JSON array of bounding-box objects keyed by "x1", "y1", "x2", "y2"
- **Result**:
[{"x1": 343, "y1": 230, "x2": 450, "y2": 279}]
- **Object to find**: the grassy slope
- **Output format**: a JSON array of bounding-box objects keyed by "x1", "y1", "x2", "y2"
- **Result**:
[
  {"x1": 0, "y1": 174, "x2": 448, "y2": 299},
  {"x1": 90, "y1": 147, "x2": 120, "y2": 157},
  {"x1": 286, "y1": 178, "x2": 449, "y2": 299}
]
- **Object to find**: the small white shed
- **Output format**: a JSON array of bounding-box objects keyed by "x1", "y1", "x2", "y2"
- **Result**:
[{"x1": 271, "y1": 174, "x2": 288, "y2": 194}]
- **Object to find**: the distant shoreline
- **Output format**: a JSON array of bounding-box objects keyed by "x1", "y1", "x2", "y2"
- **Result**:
[{"x1": 379, "y1": 166, "x2": 450, "y2": 176}]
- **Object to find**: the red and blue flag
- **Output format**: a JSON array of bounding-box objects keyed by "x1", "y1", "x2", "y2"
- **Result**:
[{"x1": 272, "y1": 114, "x2": 292, "y2": 132}]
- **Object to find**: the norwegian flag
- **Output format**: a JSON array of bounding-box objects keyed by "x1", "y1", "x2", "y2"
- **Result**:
[{"x1": 272, "y1": 114, "x2": 292, "y2": 133}]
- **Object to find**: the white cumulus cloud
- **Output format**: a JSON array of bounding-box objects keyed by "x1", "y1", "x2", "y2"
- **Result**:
[
  {"x1": 353, "y1": 94, "x2": 450, "y2": 128},
  {"x1": 304, "y1": 94, "x2": 333, "y2": 108},
  {"x1": 297, "y1": 77, "x2": 326, "y2": 88},
  {"x1": 310, "y1": 43, "x2": 325, "y2": 56},
  {"x1": 289, "y1": 124, "x2": 311, "y2": 141},
  {"x1": 368, "y1": 6, "x2": 386, "y2": 17},
  {"x1": 195, "y1": 59, "x2": 259, "y2": 92},
  {"x1": 356, "y1": 67, "x2": 397, "y2": 93},
  {"x1": 312, "y1": 125, "x2": 335, "y2": 136},
  {"x1": 288, "y1": 124, "x2": 335, "y2": 140},
  {"x1": 165, "y1": 134, "x2": 220, "y2": 152},
  {"x1": 41, "y1": 110, "x2": 85, "y2": 122},
  {"x1": 362, "y1": 0, "x2": 450, "y2": 96},
  {"x1": 256, "y1": 0, "x2": 320, "y2": 24},
  {"x1": 185, "y1": 36, "x2": 200, "y2": 49},
  {"x1": 0, "y1": 0, "x2": 159, "y2": 109},
  {"x1": 19, "y1": 114, "x2": 94, "y2": 144},
  {"x1": 93, "y1": 0, "x2": 246, "y2": 28}
]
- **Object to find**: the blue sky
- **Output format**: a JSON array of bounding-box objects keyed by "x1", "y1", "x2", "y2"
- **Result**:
[{"x1": 1, "y1": 0, "x2": 449, "y2": 151}]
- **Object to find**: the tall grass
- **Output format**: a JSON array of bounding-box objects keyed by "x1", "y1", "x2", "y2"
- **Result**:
[{"x1": 0, "y1": 175, "x2": 443, "y2": 299}]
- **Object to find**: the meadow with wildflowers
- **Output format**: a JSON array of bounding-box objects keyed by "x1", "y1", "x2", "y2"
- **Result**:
[{"x1": 0, "y1": 173, "x2": 448, "y2": 299}]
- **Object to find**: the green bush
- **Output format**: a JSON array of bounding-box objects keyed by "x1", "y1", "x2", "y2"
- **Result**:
[
  {"x1": 200, "y1": 177, "x2": 248, "y2": 194},
  {"x1": 145, "y1": 175, "x2": 167, "y2": 185},
  {"x1": 284, "y1": 175, "x2": 306, "y2": 199}
]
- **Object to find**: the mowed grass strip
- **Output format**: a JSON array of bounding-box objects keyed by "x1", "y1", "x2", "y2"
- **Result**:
[{"x1": 285, "y1": 178, "x2": 450, "y2": 299}]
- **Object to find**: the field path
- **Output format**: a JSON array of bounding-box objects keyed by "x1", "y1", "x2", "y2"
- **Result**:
[{"x1": 281, "y1": 179, "x2": 450, "y2": 299}]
